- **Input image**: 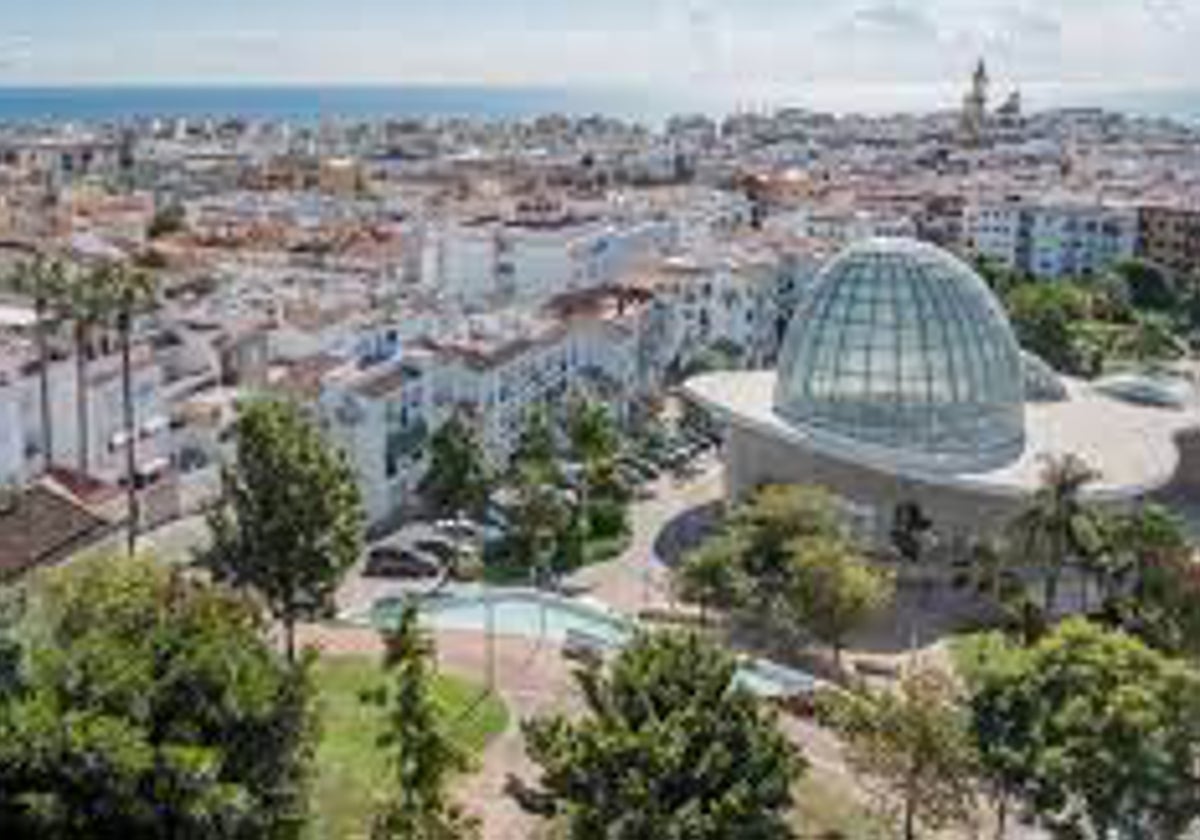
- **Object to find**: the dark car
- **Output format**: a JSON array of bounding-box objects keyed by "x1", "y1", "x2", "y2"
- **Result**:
[{"x1": 364, "y1": 546, "x2": 439, "y2": 579}]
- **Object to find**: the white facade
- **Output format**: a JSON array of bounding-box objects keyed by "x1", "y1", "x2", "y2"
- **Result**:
[
  {"x1": 1025, "y1": 204, "x2": 1138, "y2": 279},
  {"x1": 771, "y1": 209, "x2": 917, "y2": 246},
  {"x1": 965, "y1": 199, "x2": 1139, "y2": 278},
  {"x1": 321, "y1": 301, "x2": 646, "y2": 528},
  {"x1": 964, "y1": 201, "x2": 1024, "y2": 271},
  {"x1": 420, "y1": 218, "x2": 674, "y2": 309},
  {"x1": 0, "y1": 349, "x2": 172, "y2": 487}
]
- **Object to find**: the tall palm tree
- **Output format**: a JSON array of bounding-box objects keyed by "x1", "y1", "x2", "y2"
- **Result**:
[
  {"x1": 1009, "y1": 453, "x2": 1102, "y2": 615},
  {"x1": 567, "y1": 395, "x2": 621, "y2": 528},
  {"x1": 94, "y1": 259, "x2": 158, "y2": 556},
  {"x1": 3, "y1": 254, "x2": 69, "y2": 474},
  {"x1": 64, "y1": 268, "x2": 112, "y2": 477}
]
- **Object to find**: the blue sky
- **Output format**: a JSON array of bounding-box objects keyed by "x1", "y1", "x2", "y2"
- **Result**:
[{"x1": 1, "y1": 0, "x2": 1195, "y2": 97}]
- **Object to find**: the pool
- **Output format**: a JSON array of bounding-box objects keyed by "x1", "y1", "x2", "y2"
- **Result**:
[
  {"x1": 369, "y1": 588, "x2": 818, "y2": 699},
  {"x1": 373, "y1": 588, "x2": 634, "y2": 646}
]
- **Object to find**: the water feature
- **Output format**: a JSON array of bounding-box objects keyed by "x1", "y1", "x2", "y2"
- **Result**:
[{"x1": 369, "y1": 586, "x2": 819, "y2": 699}]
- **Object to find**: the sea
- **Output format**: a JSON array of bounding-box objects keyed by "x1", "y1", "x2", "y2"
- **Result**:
[{"x1": 0, "y1": 84, "x2": 1198, "y2": 126}]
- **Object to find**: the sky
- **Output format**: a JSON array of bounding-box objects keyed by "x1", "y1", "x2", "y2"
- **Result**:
[{"x1": 0, "y1": 0, "x2": 1196, "y2": 103}]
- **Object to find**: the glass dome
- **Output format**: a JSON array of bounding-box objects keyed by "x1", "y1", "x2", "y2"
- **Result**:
[
  {"x1": 774, "y1": 238, "x2": 1026, "y2": 471},
  {"x1": 1022, "y1": 352, "x2": 1069, "y2": 403}
]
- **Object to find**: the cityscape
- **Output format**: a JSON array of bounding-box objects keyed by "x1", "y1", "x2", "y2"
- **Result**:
[{"x1": 2, "y1": 6, "x2": 1200, "y2": 839}]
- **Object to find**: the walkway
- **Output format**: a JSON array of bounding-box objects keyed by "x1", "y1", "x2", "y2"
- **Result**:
[{"x1": 564, "y1": 455, "x2": 725, "y2": 617}]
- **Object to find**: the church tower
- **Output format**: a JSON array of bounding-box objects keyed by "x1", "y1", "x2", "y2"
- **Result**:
[{"x1": 961, "y1": 59, "x2": 990, "y2": 146}]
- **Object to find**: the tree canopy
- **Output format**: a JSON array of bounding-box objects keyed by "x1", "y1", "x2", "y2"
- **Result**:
[
  {"x1": 819, "y1": 667, "x2": 980, "y2": 840},
  {"x1": 784, "y1": 536, "x2": 892, "y2": 665},
  {"x1": 524, "y1": 631, "x2": 804, "y2": 840},
  {"x1": 1005, "y1": 282, "x2": 1094, "y2": 376},
  {"x1": 1008, "y1": 454, "x2": 1103, "y2": 615},
  {"x1": 419, "y1": 413, "x2": 492, "y2": 522},
  {"x1": 201, "y1": 397, "x2": 364, "y2": 661},
  {"x1": 366, "y1": 604, "x2": 477, "y2": 840},
  {"x1": 968, "y1": 619, "x2": 1200, "y2": 839},
  {"x1": 674, "y1": 484, "x2": 890, "y2": 660},
  {"x1": 0, "y1": 554, "x2": 316, "y2": 839}
]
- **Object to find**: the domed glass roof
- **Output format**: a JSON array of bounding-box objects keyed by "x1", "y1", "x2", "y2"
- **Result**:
[{"x1": 774, "y1": 238, "x2": 1026, "y2": 470}]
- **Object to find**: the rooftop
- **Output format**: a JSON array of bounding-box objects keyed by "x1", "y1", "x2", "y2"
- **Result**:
[{"x1": 688, "y1": 370, "x2": 1196, "y2": 502}]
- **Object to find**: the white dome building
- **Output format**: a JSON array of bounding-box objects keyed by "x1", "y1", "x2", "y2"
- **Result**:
[{"x1": 686, "y1": 238, "x2": 1200, "y2": 544}]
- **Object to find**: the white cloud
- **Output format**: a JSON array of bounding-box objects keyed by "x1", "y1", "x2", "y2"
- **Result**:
[{"x1": 0, "y1": 0, "x2": 1197, "y2": 96}]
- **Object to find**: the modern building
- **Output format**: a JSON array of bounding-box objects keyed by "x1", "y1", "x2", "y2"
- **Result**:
[{"x1": 686, "y1": 238, "x2": 1200, "y2": 550}]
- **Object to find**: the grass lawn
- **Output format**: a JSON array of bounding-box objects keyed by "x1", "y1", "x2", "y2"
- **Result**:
[{"x1": 311, "y1": 655, "x2": 509, "y2": 840}]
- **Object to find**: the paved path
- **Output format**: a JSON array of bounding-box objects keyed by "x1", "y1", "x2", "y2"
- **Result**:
[{"x1": 565, "y1": 456, "x2": 724, "y2": 617}]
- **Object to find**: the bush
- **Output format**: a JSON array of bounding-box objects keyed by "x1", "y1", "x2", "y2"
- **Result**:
[{"x1": 588, "y1": 497, "x2": 628, "y2": 540}]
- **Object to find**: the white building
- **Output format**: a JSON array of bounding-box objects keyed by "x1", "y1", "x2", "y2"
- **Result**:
[
  {"x1": 317, "y1": 287, "x2": 652, "y2": 527},
  {"x1": 0, "y1": 339, "x2": 172, "y2": 488},
  {"x1": 965, "y1": 197, "x2": 1139, "y2": 278},
  {"x1": 419, "y1": 213, "x2": 674, "y2": 310},
  {"x1": 771, "y1": 208, "x2": 917, "y2": 246}
]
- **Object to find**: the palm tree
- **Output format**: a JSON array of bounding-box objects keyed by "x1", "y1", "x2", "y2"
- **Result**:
[
  {"x1": 567, "y1": 395, "x2": 621, "y2": 530},
  {"x1": 94, "y1": 260, "x2": 158, "y2": 556},
  {"x1": 2, "y1": 254, "x2": 69, "y2": 474},
  {"x1": 63, "y1": 269, "x2": 112, "y2": 477},
  {"x1": 1009, "y1": 454, "x2": 1102, "y2": 615}
]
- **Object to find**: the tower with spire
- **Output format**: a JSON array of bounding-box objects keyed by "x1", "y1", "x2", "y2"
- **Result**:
[{"x1": 961, "y1": 59, "x2": 990, "y2": 147}]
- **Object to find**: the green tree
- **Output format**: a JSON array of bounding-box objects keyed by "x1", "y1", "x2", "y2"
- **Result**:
[
  {"x1": 2, "y1": 254, "x2": 69, "y2": 474},
  {"x1": 1114, "y1": 258, "x2": 1178, "y2": 312},
  {"x1": 1005, "y1": 282, "x2": 1092, "y2": 375},
  {"x1": 674, "y1": 534, "x2": 745, "y2": 624},
  {"x1": 0, "y1": 554, "x2": 316, "y2": 839},
  {"x1": 1102, "y1": 505, "x2": 1200, "y2": 657},
  {"x1": 726, "y1": 484, "x2": 842, "y2": 621},
  {"x1": 202, "y1": 397, "x2": 364, "y2": 662},
  {"x1": 973, "y1": 255, "x2": 1025, "y2": 296},
  {"x1": 512, "y1": 405, "x2": 558, "y2": 471},
  {"x1": 820, "y1": 667, "x2": 980, "y2": 840},
  {"x1": 968, "y1": 619, "x2": 1200, "y2": 839},
  {"x1": 419, "y1": 413, "x2": 491, "y2": 522},
  {"x1": 366, "y1": 604, "x2": 477, "y2": 840},
  {"x1": 507, "y1": 458, "x2": 571, "y2": 582},
  {"x1": 1111, "y1": 312, "x2": 1186, "y2": 369},
  {"x1": 784, "y1": 537, "x2": 892, "y2": 666},
  {"x1": 505, "y1": 407, "x2": 572, "y2": 580},
  {"x1": 525, "y1": 631, "x2": 803, "y2": 840},
  {"x1": 567, "y1": 396, "x2": 626, "y2": 536},
  {"x1": 1009, "y1": 454, "x2": 1102, "y2": 615}
]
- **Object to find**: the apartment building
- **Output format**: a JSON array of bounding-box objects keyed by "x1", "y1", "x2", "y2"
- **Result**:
[
  {"x1": 965, "y1": 197, "x2": 1138, "y2": 278},
  {"x1": 1138, "y1": 204, "x2": 1200, "y2": 281},
  {"x1": 318, "y1": 287, "x2": 651, "y2": 527},
  {"x1": 0, "y1": 337, "x2": 172, "y2": 488}
]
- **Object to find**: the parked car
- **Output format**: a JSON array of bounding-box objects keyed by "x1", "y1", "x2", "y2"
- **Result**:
[{"x1": 364, "y1": 546, "x2": 439, "y2": 579}]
